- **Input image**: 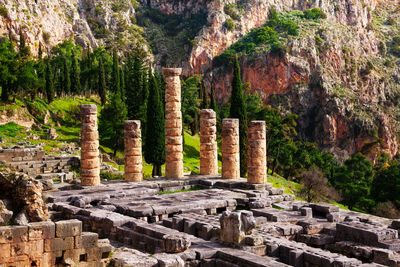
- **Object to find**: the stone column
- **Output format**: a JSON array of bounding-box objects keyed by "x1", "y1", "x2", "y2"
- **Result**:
[
  {"x1": 124, "y1": 120, "x2": 142, "y2": 182},
  {"x1": 200, "y1": 109, "x2": 218, "y2": 175},
  {"x1": 162, "y1": 68, "x2": 184, "y2": 178},
  {"x1": 80, "y1": 104, "x2": 100, "y2": 186},
  {"x1": 221, "y1": 118, "x2": 240, "y2": 179},
  {"x1": 248, "y1": 121, "x2": 266, "y2": 184}
]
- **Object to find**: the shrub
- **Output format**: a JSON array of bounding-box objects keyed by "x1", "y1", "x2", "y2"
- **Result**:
[
  {"x1": 42, "y1": 31, "x2": 50, "y2": 44},
  {"x1": 393, "y1": 36, "x2": 400, "y2": 56},
  {"x1": 224, "y1": 18, "x2": 235, "y2": 31},
  {"x1": 100, "y1": 171, "x2": 124, "y2": 181},
  {"x1": 303, "y1": 8, "x2": 327, "y2": 20},
  {"x1": 373, "y1": 201, "x2": 400, "y2": 219},
  {"x1": 0, "y1": 6, "x2": 8, "y2": 18},
  {"x1": 224, "y1": 3, "x2": 240, "y2": 20}
]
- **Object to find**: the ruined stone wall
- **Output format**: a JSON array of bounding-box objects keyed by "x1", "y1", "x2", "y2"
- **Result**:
[{"x1": 0, "y1": 219, "x2": 111, "y2": 266}]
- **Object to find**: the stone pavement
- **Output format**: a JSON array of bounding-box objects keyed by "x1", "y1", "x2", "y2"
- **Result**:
[{"x1": 39, "y1": 176, "x2": 400, "y2": 266}]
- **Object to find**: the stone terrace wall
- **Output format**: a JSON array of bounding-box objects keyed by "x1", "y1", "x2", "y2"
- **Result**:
[
  {"x1": 0, "y1": 146, "x2": 79, "y2": 177},
  {"x1": 0, "y1": 219, "x2": 111, "y2": 267},
  {"x1": 0, "y1": 146, "x2": 45, "y2": 162}
]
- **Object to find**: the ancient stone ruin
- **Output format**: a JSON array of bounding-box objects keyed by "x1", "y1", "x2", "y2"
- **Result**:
[
  {"x1": 248, "y1": 120, "x2": 267, "y2": 184},
  {"x1": 124, "y1": 120, "x2": 142, "y2": 182},
  {"x1": 163, "y1": 67, "x2": 184, "y2": 179},
  {"x1": 2, "y1": 65, "x2": 400, "y2": 267},
  {"x1": 221, "y1": 118, "x2": 240, "y2": 179},
  {"x1": 200, "y1": 109, "x2": 218, "y2": 175},
  {"x1": 80, "y1": 104, "x2": 100, "y2": 186}
]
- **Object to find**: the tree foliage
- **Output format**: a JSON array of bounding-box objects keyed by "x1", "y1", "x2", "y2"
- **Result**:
[
  {"x1": 144, "y1": 70, "x2": 165, "y2": 176},
  {"x1": 229, "y1": 55, "x2": 248, "y2": 177}
]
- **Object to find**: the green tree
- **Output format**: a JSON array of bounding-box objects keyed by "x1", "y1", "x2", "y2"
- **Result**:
[
  {"x1": 70, "y1": 50, "x2": 81, "y2": 95},
  {"x1": 371, "y1": 160, "x2": 400, "y2": 205},
  {"x1": 18, "y1": 29, "x2": 30, "y2": 59},
  {"x1": 111, "y1": 48, "x2": 120, "y2": 94},
  {"x1": 229, "y1": 55, "x2": 248, "y2": 177},
  {"x1": 98, "y1": 58, "x2": 107, "y2": 106},
  {"x1": 144, "y1": 69, "x2": 165, "y2": 176},
  {"x1": 182, "y1": 75, "x2": 201, "y2": 135},
  {"x1": 63, "y1": 56, "x2": 71, "y2": 95},
  {"x1": 0, "y1": 38, "x2": 17, "y2": 102},
  {"x1": 125, "y1": 55, "x2": 147, "y2": 122},
  {"x1": 45, "y1": 59, "x2": 54, "y2": 103},
  {"x1": 200, "y1": 82, "x2": 208, "y2": 109},
  {"x1": 333, "y1": 152, "x2": 374, "y2": 211},
  {"x1": 99, "y1": 88, "x2": 127, "y2": 156}
]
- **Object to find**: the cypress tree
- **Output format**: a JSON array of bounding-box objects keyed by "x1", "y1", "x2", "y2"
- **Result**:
[
  {"x1": 18, "y1": 29, "x2": 31, "y2": 59},
  {"x1": 98, "y1": 58, "x2": 107, "y2": 106},
  {"x1": 38, "y1": 42, "x2": 43, "y2": 60},
  {"x1": 209, "y1": 84, "x2": 217, "y2": 112},
  {"x1": 120, "y1": 66, "x2": 125, "y2": 101},
  {"x1": 144, "y1": 69, "x2": 165, "y2": 177},
  {"x1": 99, "y1": 87, "x2": 127, "y2": 156},
  {"x1": 63, "y1": 56, "x2": 71, "y2": 95},
  {"x1": 70, "y1": 51, "x2": 81, "y2": 95},
  {"x1": 111, "y1": 48, "x2": 120, "y2": 93},
  {"x1": 200, "y1": 82, "x2": 208, "y2": 109},
  {"x1": 229, "y1": 55, "x2": 248, "y2": 177},
  {"x1": 45, "y1": 59, "x2": 54, "y2": 103}
]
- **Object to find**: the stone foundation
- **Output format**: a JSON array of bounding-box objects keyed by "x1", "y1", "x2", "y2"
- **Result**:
[
  {"x1": 80, "y1": 104, "x2": 100, "y2": 186},
  {"x1": 124, "y1": 120, "x2": 142, "y2": 182},
  {"x1": 200, "y1": 109, "x2": 218, "y2": 175},
  {"x1": 163, "y1": 68, "x2": 184, "y2": 178},
  {"x1": 247, "y1": 121, "x2": 266, "y2": 184},
  {"x1": 0, "y1": 219, "x2": 111, "y2": 267},
  {"x1": 221, "y1": 118, "x2": 240, "y2": 179}
]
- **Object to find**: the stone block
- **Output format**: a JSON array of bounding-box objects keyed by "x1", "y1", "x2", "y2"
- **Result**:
[
  {"x1": 28, "y1": 221, "x2": 55, "y2": 240},
  {"x1": 56, "y1": 219, "x2": 82, "y2": 237},
  {"x1": 0, "y1": 226, "x2": 28, "y2": 244},
  {"x1": 162, "y1": 234, "x2": 191, "y2": 253},
  {"x1": 45, "y1": 237, "x2": 74, "y2": 252},
  {"x1": 300, "y1": 207, "x2": 313, "y2": 218},
  {"x1": 75, "y1": 232, "x2": 98, "y2": 249}
]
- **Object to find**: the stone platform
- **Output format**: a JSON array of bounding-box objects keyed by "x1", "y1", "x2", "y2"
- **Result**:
[{"x1": 40, "y1": 176, "x2": 400, "y2": 266}]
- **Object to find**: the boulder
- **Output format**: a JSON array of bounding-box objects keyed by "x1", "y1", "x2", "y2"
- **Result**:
[
  {"x1": 0, "y1": 200, "x2": 13, "y2": 226},
  {"x1": 162, "y1": 234, "x2": 191, "y2": 253}
]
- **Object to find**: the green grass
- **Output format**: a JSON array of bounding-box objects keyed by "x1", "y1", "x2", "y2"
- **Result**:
[
  {"x1": 0, "y1": 122, "x2": 26, "y2": 139},
  {"x1": 158, "y1": 185, "x2": 204, "y2": 195}
]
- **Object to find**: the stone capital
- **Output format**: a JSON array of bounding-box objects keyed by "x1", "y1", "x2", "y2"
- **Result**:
[{"x1": 162, "y1": 68, "x2": 182, "y2": 77}]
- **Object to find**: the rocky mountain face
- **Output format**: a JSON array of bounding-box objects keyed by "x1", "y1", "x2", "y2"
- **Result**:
[
  {"x1": 0, "y1": 0, "x2": 398, "y2": 161},
  {"x1": 0, "y1": 0, "x2": 150, "y2": 57},
  {"x1": 203, "y1": 0, "x2": 400, "y2": 162}
]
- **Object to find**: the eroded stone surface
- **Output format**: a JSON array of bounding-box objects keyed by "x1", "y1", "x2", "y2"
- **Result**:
[
  {"x1": 200, "y1": 109, "x2": 218, "y2": 175},
  {"x1": 163, "y1": 68, "x2": 184, "y2": 178},
  {"x1": 124, "y1": 120, "x2": 143, "y2": 182},
  {"x1": 221, "y1": 118, "x2": 240, "y2": 179},
  {"x1": 80, "y1": 104, "x2": 100, "y2": 186},
  {"x1": 247, "y1": 121, "x2": 266, "y2": 184}
]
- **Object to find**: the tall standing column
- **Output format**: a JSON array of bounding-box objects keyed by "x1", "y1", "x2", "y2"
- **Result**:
[
  {"x1": 162, "y1": 68, "x2": 184, "y2": 178},
  {"x1": 124, "y1": 120, "x2": 142, "y2": 182},
  {"x1": 222, "y1": 118, "x2": 240, "y2": 179},
  {"x1": 80, "y1": 104, "x2": 100, "y2": 186},
  {"x1": 248, "y1": 121, "x2": 266, "y2": 184},
  {"x1": 200, "y1": 109, "x2": 218, "y2": 175}
]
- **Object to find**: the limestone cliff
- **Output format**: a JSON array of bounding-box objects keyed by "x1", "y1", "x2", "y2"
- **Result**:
[
  {"x1": 0, "y1": 0, "x2": 150, "y2": 57},
  {"x1": 204, "y1": 0, "x2": 399, "y2": 161}
]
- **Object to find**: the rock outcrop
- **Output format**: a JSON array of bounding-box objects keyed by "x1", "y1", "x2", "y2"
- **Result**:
[{"x1": 0, "y1": 168, "x2": 49, "y2": 224}]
